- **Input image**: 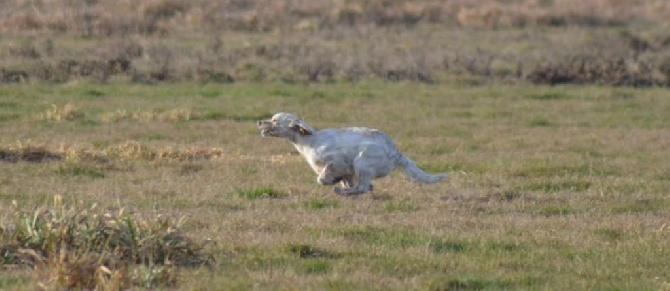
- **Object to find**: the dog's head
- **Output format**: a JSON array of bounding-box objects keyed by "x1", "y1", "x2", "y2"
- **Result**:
[{"x1": 257, "y1": 112, "x2": 313, "y2": 140}]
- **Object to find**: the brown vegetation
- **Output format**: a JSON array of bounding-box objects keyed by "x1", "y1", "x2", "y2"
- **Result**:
[
  {"x1": 2, "y1": 29, "x2": 670, "y2": 86},
  {"x1": 1, "y1": 195, "x2": 212, "y2": 289},
  {"x1": 0, "y1": 0, "x2": 670, "y2": 86},
  {"x1": 1, "y1": 0, "x2": 669, "y2": 35},
  {"x1": 0, "y1": 142, "x2": 227, "y2": 164}
]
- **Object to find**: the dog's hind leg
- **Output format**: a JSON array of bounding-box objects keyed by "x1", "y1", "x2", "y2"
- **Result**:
[
  {"x1": 334, "y1": 174, "x2": 372, "y2": 196},
  {"x1": 317, "y1": 161, "x2": 349, "y2": 186},
  {"x1": 334, "y1": 155, "x2": 375, "y2": 196},
  {"x1": 340, "y1": 175, "x2": 355, "y2": 188}
]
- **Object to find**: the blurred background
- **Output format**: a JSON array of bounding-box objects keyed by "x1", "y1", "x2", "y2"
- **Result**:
[{"x1": 1, "y1": 0, "x2": 670, "y2": 86}]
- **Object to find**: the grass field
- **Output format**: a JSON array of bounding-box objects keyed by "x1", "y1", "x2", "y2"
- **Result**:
[
  {"x1": 1, "y1": 0, "x2": 670, "y2": 290},
  {"x1": 1, "y1": 82, "x2": 669, "y2": 289}
]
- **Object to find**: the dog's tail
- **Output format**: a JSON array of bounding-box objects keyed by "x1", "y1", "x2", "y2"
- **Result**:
[{"x1": 396, "y1": 154, "x2": 447, "y2": 184}]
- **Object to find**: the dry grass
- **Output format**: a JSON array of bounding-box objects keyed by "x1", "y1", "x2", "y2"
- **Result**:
[
  {"x1": 41, "y1": 103, "x2": 85, "y2": 122},
  {"x1": 1, "y1": 1, "x2": 670, "y2": 86},
  {"x1": 0, "y1": 82, "x2": 669, "y2": 289},
  {"x1": 1, "y1": 141, "x2": 227, "y2": 163},
  {"x1": 0, "y1": 0, "x2": 669, "y2": 35},
  {"x1": 1, "y1": 195, "x2": 212, "y2": 289}
]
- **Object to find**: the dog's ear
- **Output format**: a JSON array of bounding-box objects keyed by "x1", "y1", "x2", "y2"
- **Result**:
[{"x1": 289, "y1": 119, "x2": 313, "y2": 136}]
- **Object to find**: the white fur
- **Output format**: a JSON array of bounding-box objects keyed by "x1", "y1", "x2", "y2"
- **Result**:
[{"x1": 257, "y1": 112, "x2": 447, "y2": 195}]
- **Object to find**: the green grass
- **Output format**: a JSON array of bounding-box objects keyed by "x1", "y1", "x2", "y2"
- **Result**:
[
  {"x1": 56, "y1": 162, "x2": 106, "y2": 178},
  {"x1": 304, "y1": 198, "x2": 340, "y2": 210},
  {"x1": 234, "y1": 186, "x2": 285, "y2": 199},
  {"x1": 1, "y1": 81, "x2": 669, "y2": 289},
  {"x1": 384, "y1": 199, "x2": 420, "y2": 213},
  {"x1": 286, "y1": 244, "x2": 339, "y2": 259},
  {"x1": 538, "y1": 204, "x2": 576, "y2": 217},
  {"x1": 523, "y1": 180, "x2": 592, "y2": 193},
  {"x1": 610, "y1": 198, "x2": 669, "y2": 214},
  {"x1": 594, "y1": 228, "x2": 624, "y2": 241}
]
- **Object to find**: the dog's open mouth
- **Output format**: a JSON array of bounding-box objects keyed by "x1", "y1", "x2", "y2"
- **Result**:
[{"x1": 260, "y1": 128, "x2": 276, "y2": 137}]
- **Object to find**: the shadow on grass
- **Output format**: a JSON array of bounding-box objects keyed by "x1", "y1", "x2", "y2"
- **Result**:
[{"x1": 0, "y1": 148, "x2": 61, "y2": 163}]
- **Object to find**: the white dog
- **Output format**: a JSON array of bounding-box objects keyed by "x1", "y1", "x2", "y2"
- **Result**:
[{"x1": 257, "y1": 112, "x2": 447, "y2": 196}]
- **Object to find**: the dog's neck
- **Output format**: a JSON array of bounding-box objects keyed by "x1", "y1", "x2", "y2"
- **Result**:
[{"x1": 290, "y1": 131, "x2": 318, "y2": 153}]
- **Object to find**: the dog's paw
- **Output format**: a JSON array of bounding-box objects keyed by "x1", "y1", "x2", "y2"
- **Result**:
[
  {"x1": 334, "y1": 186, "x2": 346, "y2": 195},
  {"x1": 334, "y1": 186, "x2": 364, "y2": 196},
  {"x1": 334, "y1": 187, "x2": 353, "y2": 196},
  {"x1": 318, "y1": 176, "x2": 342, "y2": 186}
]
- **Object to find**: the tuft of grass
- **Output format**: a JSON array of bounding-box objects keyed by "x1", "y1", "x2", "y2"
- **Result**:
[
  {"x1": 594, "y1": 228, "x2": 623, "y2": 241},
  {"x1": 56, "y1": 162, "x2": 106, "y2": 179},
  {"x1": 0, "y1": 195, "x2": 213, "y2": 289},
  {"x1": 42, "y1": 103, "x2": 84, "y2": 122},
  {"x1": 235, "y1": 186, "x2": 284, "y2": 199},
  {"x1": 523, "y1": 180, "x2": 592, "y2": 193},
  {"x1": 304, "y1": 198, "x2": 339, "y2": 210},
  {"x1": 99, "y1": 109, "x2": 132, "y2": 123},
  {"x1": 286, "y1": 244, "x2": 338, "y2": 259},
  {"x1": 160, "y1": 108, "x2": 199, "y2": 122},
  {"x1": 240, "y1": 166, "x2": 258, "y2": 175},
  {"x1": 538, "y1": 204, "x2": 575, "y2": 217},
  {"x1": 429, "y1": 239, "x2": 470, "y2": 253},
  {"x1": 104, "y1": 141, "x2": 157, "y2": 160}
]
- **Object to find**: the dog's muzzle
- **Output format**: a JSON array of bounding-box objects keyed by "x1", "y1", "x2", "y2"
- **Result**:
[{"x1": 257, "y1": 120, "x2": 275, "y2": 137}]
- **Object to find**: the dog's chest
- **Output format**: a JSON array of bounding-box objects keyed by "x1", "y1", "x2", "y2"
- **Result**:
[{"x1": 294, "y1": 144, "x2": 325, "y2": 171}]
